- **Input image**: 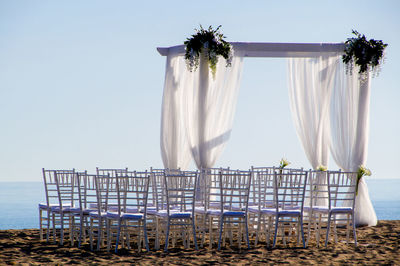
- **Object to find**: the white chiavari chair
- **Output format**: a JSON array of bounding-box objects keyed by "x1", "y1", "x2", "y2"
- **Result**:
[
  {"x1": 39, "y1": 169, "x2": 74, "y2": 242},
  {"x1": 162, "y1": 170, "x2": 199, "y2": 251},
  {"x1": 71, "y1": 172, "x2": 103, "y2": 248},
  {"x1": 147, "y1": 168, "x2": 168, "y2": 250},
  {"x1": 269, "y1": 170, "x2": 308, "y2": 248},
  {"x1": 51, "y1": 170, "x2": 76, "y2": 245},
  {"x1": 194, "y1": 167, "x2": 229, "y2": 249},
  {"x1": 217, "y1": 169, "x2": 252, "y2": 250},
  {"x1": 304, "y1": 169, "x2": 329, "y2": 247},
  {"x1": 248, "y1": 167, "x2": 275, "y2": 246},
  {"x1": 106, "y1": 171, "x2": 150, "y2": 253},
  {"x1": 322, "y1": 170, "x2": 358, "y2": 247},
  {"x1": 89, "y1": 173, "x2": 113, "y2": 251}
]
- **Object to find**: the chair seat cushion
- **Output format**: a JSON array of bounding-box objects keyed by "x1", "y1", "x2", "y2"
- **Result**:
[
  {"x1": 331, "y1": 206, "x2": 353, "y2": 213},
  {"x1": 154, "y1": 209, "x2": 192, "y2": 218},
  {"x1": 278, "y1": 209, "x2": 301, "y2": 216},
  {"x1": 83, "y1": 208, "x2": 97, "y2": 214},
  {"x1": 146, "y1": 208, "x2": 159, "y2": 215},
  {"x1": 89, "y1": 211, "x2": 108, "y2": 218},
  {"x1": 69, "y1": 207, "x2": 82, "y2": 213},
  {"x1": 39, "y1": 203, "x2": 71, "y2": 210},
  {"x1": 312, "y1": 206, "x2": 329, "y2": 212},
  {"x1": 50, "y1": 205, "x2": 75, "y2": 213},
  {"x1": 194, "y1": 207, "x2": 221, "y2": 216},
  {"x1": 170, "y1": 212, "x2": 191, "y2": 219},
  {"x1": 223, "y1": 211, "x2": 246, "y2": 217},
  {"x1": 121, "y1": 212, "x2": 144, "y2": 220},
  {"x1": 106, "y1": 211, "x2": 121, "y2": 219}
]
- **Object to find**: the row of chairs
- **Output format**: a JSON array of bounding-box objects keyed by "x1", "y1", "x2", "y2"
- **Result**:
[{"x1": 38, "y1": 167, "x2": 357, "y2": 252}]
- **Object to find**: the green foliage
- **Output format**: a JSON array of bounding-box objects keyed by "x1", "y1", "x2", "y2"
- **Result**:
[
  {"x1": 184, "y1": 25, "x2": 232, "y2": 78},
  {"x1": 343, "y1": 30, "x2": 388, "y2": 77}
]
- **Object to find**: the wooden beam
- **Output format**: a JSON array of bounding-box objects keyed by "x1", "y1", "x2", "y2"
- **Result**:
[{"x1": 157, "y1": 42, "x2": 345, "y2": 58}]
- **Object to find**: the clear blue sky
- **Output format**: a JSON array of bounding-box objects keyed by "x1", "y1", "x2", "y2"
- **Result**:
[{"x1": 0, "y1": 0, "x2": 399, "y2": 181}]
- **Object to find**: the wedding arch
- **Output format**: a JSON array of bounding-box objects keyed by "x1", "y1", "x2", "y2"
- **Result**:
[{"x1": 157, "y1": 41, "x2": 378, "y2": 227}]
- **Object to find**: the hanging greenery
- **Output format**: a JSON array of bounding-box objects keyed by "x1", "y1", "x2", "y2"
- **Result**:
[
  {"x1": 184, "y1": 25, "x2": 232, "y2": 78},
  {"x1": 342, "y1": 30, "x2": 388, "y2": 79}
]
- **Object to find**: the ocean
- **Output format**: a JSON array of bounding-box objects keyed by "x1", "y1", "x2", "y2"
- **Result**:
[{"x1": 0, "y1": 179, "x2": 399, "y2": 230}]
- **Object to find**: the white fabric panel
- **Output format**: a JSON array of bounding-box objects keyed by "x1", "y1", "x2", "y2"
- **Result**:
[
  {"x1": 330, "y1": 62, "x2": 377, "y2": 226},
  {"x1": 288, "y1": 54, "x2": 340, "y2": 207},
  {"x1": 183, "y1": 50, "x2": 244, "y2": 169},
  {"x1": 160, "y1": 54, "x2": 192, "y2": 170},
  {"x1": 288, "y1": 54, "x2": 340, "y2": 170}
]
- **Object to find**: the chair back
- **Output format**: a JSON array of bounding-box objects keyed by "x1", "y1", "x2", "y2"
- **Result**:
[
  {"x1": 220, "y1": 170, "x2": 252, "y2": 213},
  {"x1": 54, "y1": 170, "x2": 76, "y2": 209},
  {"x1": 164, "y1": 171, "x2": 198, "y2": 214},
  {"x1": 42, "y1": 169, "x2": 75, "y2": 207},
  {"x1": 327, "y1": 170, "x2": 357, "y2": 210},
  {"x1": 76, "y1": 172, "x2": 107, "y2": 211},
  {"x1": 273, "y1": 170, "x2": 308, "y2": 212},
  {"x1": 93, "y1": 173, "x2": 113, "y2": 216},
  {"x1": 200, "y1": 168, "x2": 230, "y2": 210},
  {"x1": 149, "y1": 168, "x2": 167, "y2": 211},
  {"x1": 250, "y1": 167, "x2": 275, "y2": 209},
  {"x1": 96, "y1": 167, "x2": 128, "y2": 177},
  {"x1": 306, "y1": 170, "x2": 329, "y2": 208},
  {"x1": 116, "y1": 171, "x2": 150, "y2": 215}
]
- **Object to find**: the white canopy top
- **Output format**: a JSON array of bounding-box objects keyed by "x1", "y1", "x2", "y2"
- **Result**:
[{"x1": 157, "y1": 42, "x2": 345, "y2": 58}]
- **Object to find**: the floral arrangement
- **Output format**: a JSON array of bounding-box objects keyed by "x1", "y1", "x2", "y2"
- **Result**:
[
  {"x1": 184, "y1": 25, "x2": 232, "y2": 78},
  {"x1": 279, "y1": 158, "x2": 290, "y2": 169},
  {"x1": 356, "y1": 165, "x2": 372, "y2": 195},
  {"x1": 342, "y1": 30, "x2": 388, "y2": 80},
  {"x1": 317, "y1": 165, "x2": 327, "y2": 171}
]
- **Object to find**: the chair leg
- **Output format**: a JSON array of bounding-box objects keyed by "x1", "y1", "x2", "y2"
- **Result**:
[
  {"x1": 52, "y1": 213, "x2": 57, "y2": 243},
  {"x1": 217, "y1": 216, "x2": 224, "y2": 251},
  {"x1": 209, "y1": 216, "x2": 213, "y2": 249},
  {"x1": 46, "y1": 210, "x2": 51, "y2": 242},
  {"x1": 325, "y1": 214, "x2": 332, "y2": 247},
  {"x1": 192, "y1": 218, "x2": 198, "y2": 250},
  {"x1": 89, "y1": 218, "x2": 94, "y2": 250},
  {"x1": 60, "y1": 213, "x2": 64, "y2": 245},
  {"x1": 144, "y1": 221, "x2": 150, "y2": 252},
  {"x1": 255, "y1": 213, "x2": 261, "y2": 246},
  {"x1": 266, "y1": 216, "x2": 273, "y2": 247},
  {"x1": 300, "y1": 217, "x2": 305, "y2": 248},
  {"x1": 352, "y1": 214, "x2": 357, "y2": 246},
  {"x1": 115, "y1": 219, "x2": 121, "y2": 253},
  {"x1": 164, "y1": 219, "x2": 171, "y2": 252},
  {"x1": 273, "y1": 215, "x2": 279, "y2": 248},
  {"x1": 245, "y1": 217, "x2": 250, "y2": 249},
  {"x1": 39, "y1": 209, "x2": 43, "y2": 241},
  {"x1": 306, "y1": 211, "x2": 312, "y2": 247}
]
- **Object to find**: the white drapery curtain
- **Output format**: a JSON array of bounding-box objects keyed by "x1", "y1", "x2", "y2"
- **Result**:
[
  {"x1": 160, "y1": 54, "x2": 192, "y2": 170},
  {"x1": 183, "y1": 51, "x2": 244, "y2": 169},
  {"x1": 288, "y1": 54, "x2": 340, "y2": 206},
  {"x1": 288, "y1": 54, "x2": 340, "y2": 170},
  {"x1": 330, "y1": 62, "x2": 377, "y2": 226},
  {"x1": 160, "y1": 50, "x2": 244, "y2": 170}
]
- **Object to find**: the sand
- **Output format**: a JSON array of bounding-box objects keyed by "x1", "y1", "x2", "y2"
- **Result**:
[{"x1": 0, "y1": 220, "x2": 399, "y2": 265}]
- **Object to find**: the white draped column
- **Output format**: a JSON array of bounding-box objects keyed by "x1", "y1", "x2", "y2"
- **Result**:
[
  {"x1": 184, "y1": 50, "x2": 244, "y2": 169},
  {"x1": 160, "y1": 53, "x2": 192, "y2": 170},
  {"x1": 330, "y1": 62, "x2": 377, "y2": 226}
]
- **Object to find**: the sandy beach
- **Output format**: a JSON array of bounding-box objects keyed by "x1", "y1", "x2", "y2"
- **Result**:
[{"x1": 0, "y1": 220, "x2": 398, "y2": 265}]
